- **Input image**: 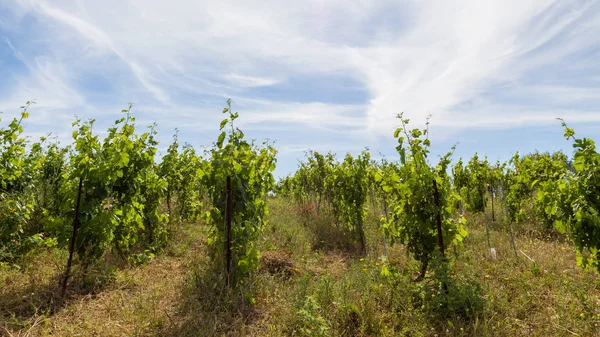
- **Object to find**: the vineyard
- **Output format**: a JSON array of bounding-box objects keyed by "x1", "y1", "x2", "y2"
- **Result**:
[{"x1": 1, "y1": 102, "x2": 600, "y2": 337}]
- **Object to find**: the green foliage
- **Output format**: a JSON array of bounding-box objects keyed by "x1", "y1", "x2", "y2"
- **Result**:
[
  {"x1": 379, "y1": 114, "x2": 467, "y2": 275},
  {"x1": 204, "y1": 99, "x2": 277, "y2": 284},
  {"x1": 176, "y1": 145, "x2": 205, "y2": 222},
  {"x1": 294, "y1": 295, "x2": 330, "y2": 337},
  {"x1": 274, "y1": 174, "x2": 294, "y2": 198},
  {"x1": 51, "y1": 105, "x2": 167, "y2": 266},
  {"x1": 537, "y1": 120, "x2": 600, "y2": 272},
  {"x1": 413, "y1": 255, "x2": 486, "y2": 321},
  {"x1": 27, "y1": 137, "x2": 69, "y2": 233},
  {"x1": 304, "y1": 151, "x2": 333, "y2": 212},
  {"x1": 370, "y1": 158, "x2": 397, "y2": 207},
  {"x1": 506, "y1": 150, "x2": 570, "y2": 226},
  {"x1": 281, "y1": 151, "x2": 336, "y2": 209},
  {"x1": 158, "y1": 131, "x2": 181, "y2": 220},
  {"x1": 453, "y1": 154, "x2": 491, "y2": 213},
  {"x1": 140, "y1": 165, "x2": 169, "y2": 253},
  {"x1": 0, "y1": 102, "x2": 44, "y2": 261},
  {"x1": 102, "y1": 111, "x2": 164, "y2": 258},
  {"x1": 282, "y1": 149, "x2": 373, "y2": 254},
  {"x1": 327, "y1": 151, "x2": 371, "y2": 254},
  {"x1": 158, "y1": 131, "x2": 204, "y2": 224}
]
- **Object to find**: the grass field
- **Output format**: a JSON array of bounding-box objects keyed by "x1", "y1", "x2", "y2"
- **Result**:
[{"x1": 2, "y1": 198, "x2": 600, "y2": 337}]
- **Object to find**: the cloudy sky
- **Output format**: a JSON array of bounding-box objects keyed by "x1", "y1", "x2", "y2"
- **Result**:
[{"x1": 1, "y1": 0, "x2": 599, "y2": 176}]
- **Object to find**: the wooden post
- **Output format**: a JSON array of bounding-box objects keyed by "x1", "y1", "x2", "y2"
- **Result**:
[
  {"x1": 370, "y1": 187, "x2": 377, "y2": 217},
  {"x1": 432, "y1": 179, "x2": 448, "y2": 293},
  {"x1": 166, "y1": 194, "x2": 172, "y2": 224},
  {"x1": 501, "y1": 181, "x2": 518, "y2": 258},
  {"x1": 357, "y1": 207, "x2": 367, "y2": 256},
  {"x1": 316, "y1": 191, "x2": 321, "y2": 214},
  {"x1": 491, "y1": 187, "x2": 495, "y2": 222},
  {"x1": 381, "y1": 200, "x2": 388, "y2": 258},
  {"x1": 61, "y1": 177, "x2": 83, "y2": 298},
  {"x1": 483, "y1": 192, "x2": 491, "y2": 252},
  {"x1": 225, "y1": 176, "x2": 233, "y2": 287},
  {"x1": 432, "y1": 179, "x2": 445, "y2": 257}
]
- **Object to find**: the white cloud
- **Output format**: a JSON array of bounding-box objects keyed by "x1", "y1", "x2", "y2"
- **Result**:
[
  {"x1": 1, "y1": 0, "x2": 600, "y2": 161},
  {"x1": 353, "y1": 1, "x2": 600, "y2": 135},
  {"x1": 236, "y1": 98, "x2": 365, "y2": 131},
  {"x1": 224, "y1": 73, "x2": 282, "y2": 88},
  {"x1": 0, "y1": 50, "x2": 85, "y2": 118}
]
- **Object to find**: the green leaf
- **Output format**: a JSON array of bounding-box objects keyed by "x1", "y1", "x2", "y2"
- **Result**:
[
  {"x1": 555, "y1": 220, "x2": 567, "y2": 234},
  {"x1": 217, "y1": 132, "x2": 226, "y2": 147},
  {"x1": 576, "y1": 253, "x2": 586, "y2": 268},
  {"x1": 380, "y1": 265, "x2": 391, "y2": 277},
  {"x1": 219, "y1": 118, "x2": 228, "y2": 130}
]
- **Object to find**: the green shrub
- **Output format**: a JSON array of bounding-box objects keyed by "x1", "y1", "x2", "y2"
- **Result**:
[
  {"x1": 294, "y1": 295, "x2": 330, "y2": 337},
  {"x1": 413, "y1": 257, "x2": 486, "y2": 321}
]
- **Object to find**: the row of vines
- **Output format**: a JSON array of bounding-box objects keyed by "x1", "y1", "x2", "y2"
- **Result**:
[
  {"x1": 277, "y1": 115, "x2": 600, "y2": 279},
  {"x1": 1, "y1": 100, "x2": 276, "y2": 292},
  {"x1": 2, "y1": 100, "x2": 599, "y2": 298}
]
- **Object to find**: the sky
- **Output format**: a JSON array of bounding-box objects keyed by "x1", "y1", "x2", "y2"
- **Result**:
[{"x1": 1, "y1": 0, "x2": 600, "y2": 177}]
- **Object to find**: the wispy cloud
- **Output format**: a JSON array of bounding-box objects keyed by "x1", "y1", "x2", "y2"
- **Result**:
[
  {"x1": 1, "y1": 0, "x2": 600, "y2": 173},
  {"x1": 224, "y1": 74, "x2": 282, "y2": 88}
]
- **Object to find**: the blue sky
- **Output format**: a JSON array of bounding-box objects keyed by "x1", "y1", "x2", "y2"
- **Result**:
[{"x1": 1, "y1": 0, "x2": 600, "y2": 177}]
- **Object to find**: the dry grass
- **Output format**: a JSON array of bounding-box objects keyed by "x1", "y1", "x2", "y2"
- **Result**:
[
  {"x1": 1, "y1": 222, "x2": 205, "y2": 337},
  {"x1": 260, "y1": 250, "x2": 296, "y2": 277},
  {"x1": 1, "y1": 198, "x2": 599, "y2": 336},
  {"x1": 446, "y1": 212, "x2": 600, "y2": 336}
]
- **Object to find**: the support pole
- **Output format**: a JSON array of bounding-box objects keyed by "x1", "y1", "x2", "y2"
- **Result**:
[
  {"x1": 225, "y1": 176, "x2": 233, "y2": 287},
  {"x1": 61, "y1": 177, "x2": 83, "y2": 298}
]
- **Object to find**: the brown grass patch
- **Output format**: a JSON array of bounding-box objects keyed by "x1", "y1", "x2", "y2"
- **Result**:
[{"x1": 259, "y1": 250, "x2": 295, "y2": 277}]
